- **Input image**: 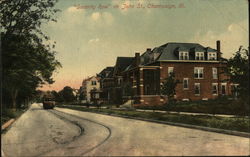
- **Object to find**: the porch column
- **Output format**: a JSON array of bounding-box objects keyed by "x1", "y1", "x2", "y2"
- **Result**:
[
  {"x1": 139, "y1": 68, "x2": 144, "y2": 95},
  {"x1": 132, "y1": 71, "x2": 136, "y2": 95}
]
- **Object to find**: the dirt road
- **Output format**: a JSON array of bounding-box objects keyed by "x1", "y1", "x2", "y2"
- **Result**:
[{"x1": 2, "y1": 103, "x2": 249, "y2": 156}]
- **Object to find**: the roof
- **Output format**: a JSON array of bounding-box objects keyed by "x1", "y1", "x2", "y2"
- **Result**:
[
  {"x1": 82, "y1": 77, "x2": 93, "y2": 85},
  {"x1": 113, "y1": 57, "x2": 134, "y2": 75},
  {"x1": 206, "y1": 47, "x2": 217, "y2": 52},
  {"x1": 98, "y1": 66, "x2": 114, "y2": 78},
  {"x1": 82, "y1": 76, "x2": 100, "y2": 85},
  {"x1": 107, "y1": 68, "x2": 114, "y2": 77},
  {"x1": 139, "y1": 42, "x2": 222, "y2": 64},
  {"x1": 157, "y1": 42, "x2": 208, "y2": 61}
]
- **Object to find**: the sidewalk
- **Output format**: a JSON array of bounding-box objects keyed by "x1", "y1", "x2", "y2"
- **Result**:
[
  {"x1": 59, "y1": 105, "x2": 248, "y2": 118},
  {"x1": 135, "y1": 109, "x2": 240, "y2": 118},
  {"x1": 60, "y1": 105, "x2": 107, "y2": 109}
]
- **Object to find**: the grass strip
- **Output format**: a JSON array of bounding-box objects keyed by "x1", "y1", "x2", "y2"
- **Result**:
[
  {"x1": 57, "y1": 105, "x2": 250, "y2": 133},
  {"x1": 2, "y1": 109, "x2": 26, "y2": 125}
]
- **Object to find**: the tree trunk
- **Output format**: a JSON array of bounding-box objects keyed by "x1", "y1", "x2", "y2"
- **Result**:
[{"x1": 11, "y1": 89, "x2": 18, "y2": 111}]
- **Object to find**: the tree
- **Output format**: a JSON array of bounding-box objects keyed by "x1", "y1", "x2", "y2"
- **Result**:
[
  {"x1": 225, "y1": 46, "x2": 249, "y2": 96},
  {"x1": 59, "y1": 86, "x2": 76, "y2": 102},
  {"x1": 0, "y1": 0, "x2": 59, "y2": 38},
  {"x1": 51, "y1": 90, "x2": 63, "y2": 102},
  {"x1": 79, "y1": 92, "x2": 86, "y2": 101},
  {"x1": 161, "y1": 73, "x2": 180, "y2": 104},
  {"x1": 1, "y1": 0, "x2": 61, "y2": 110},
  {"x1": 224, "y1": 46, "x2": 249, "y2": 110},
  {"x1": 34, "y1": 90, "x2": 44, "y2": 103}
]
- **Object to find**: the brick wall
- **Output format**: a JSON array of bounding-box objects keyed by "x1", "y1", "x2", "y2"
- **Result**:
[{"x1": 160, "y1": 61, "x2": 231, "y2": 101}]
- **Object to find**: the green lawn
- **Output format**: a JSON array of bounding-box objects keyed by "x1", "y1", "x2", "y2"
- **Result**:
[
  {"x1": 57, "y1": 105, "x2": 250, "y2": 133},
  {"x1": 136, "y1": 97, "x2": 250, "y2": 116}
]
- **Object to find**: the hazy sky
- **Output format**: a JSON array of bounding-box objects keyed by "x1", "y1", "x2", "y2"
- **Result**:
[{"x1": 40, "y1": 0, "x2": 248, "y2": 91}]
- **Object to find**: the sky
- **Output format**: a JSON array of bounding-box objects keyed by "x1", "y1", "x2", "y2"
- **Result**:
[{"x1": 40, "y1": 0, "x2": 249, "y2": 91}]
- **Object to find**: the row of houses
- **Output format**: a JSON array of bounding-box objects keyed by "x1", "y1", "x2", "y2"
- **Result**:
[{"x1": 79, "y1": 40, "x2": 238, "y2": 107}]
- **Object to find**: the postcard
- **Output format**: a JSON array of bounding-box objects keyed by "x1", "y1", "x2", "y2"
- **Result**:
[{"x1": 1, "y1": 0, "x2": 249, "y2": 156}]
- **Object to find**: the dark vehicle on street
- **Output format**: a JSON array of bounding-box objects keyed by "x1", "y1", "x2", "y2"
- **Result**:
[{"x1": 43, "y1": 96, "x2": 55, "y2": 109}]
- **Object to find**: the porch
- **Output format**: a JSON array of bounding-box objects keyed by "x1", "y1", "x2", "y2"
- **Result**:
[{"x1": 122, "y1": 66, "x2": 167, "y2": 106}]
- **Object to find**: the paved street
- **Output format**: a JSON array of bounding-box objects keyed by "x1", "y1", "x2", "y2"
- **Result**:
[{"x1": 2, "y1": 103, "x2": 250, "y2": 156}]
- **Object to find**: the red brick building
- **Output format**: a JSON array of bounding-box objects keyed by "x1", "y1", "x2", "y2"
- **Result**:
[{"x1": 122, "y1": 41, "x2": 233, "y2": 107}]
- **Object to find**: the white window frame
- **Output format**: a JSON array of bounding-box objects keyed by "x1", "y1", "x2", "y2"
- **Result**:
[
  {"x1": 194, "y1": 83, "x2": 201, "y2": 96},
  {"x1": 195, "y1": 52, "x2": 205, "y2": 60},
  {"x1": 221, "y1": 83, "x2": 227, "y2": 95},
  {"x1": 179, "y1": 51, "x2": 189, "y2": 60},
  {"x1": 208, "y1": 52, "x2": 217, "y2": 60},
  {"x1": 168, "y1": 67, "x2": 174, "y2": 76},
  {"x1": 194, "y1": 67, "x2": 204, "y2": 79},
  {"x1": 183, "y1": 78, "x2": 189, "y2": 90},
  {"x1": 212, "y1": 83, "x2": 218, "y2": 95},
  {"x1": 212, "y1": 67, "x2": 218, "y2": 79}
]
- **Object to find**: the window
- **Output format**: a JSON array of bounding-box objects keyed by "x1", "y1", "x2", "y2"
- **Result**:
[
  {"x1": 168, "y1": 67, "x2": 174, "y2": 76},
  {"x1": 231, "y1": 84, "x2": 239, "y2": 98},
  {"x1": 91, "y1": 81, "x2": 96, "y2": 85},
  {"x1": 195, "y1": 52, "x2": 204, "y2": 60},
  {"x1": 194, "y1": 67, "x2": 204, "y2": 79},
  {"x1": 212, "y1": 68, "x2": 218, "y2": 79},
  {"x1": 179, "y1": 52, "x2": 189, "y2": 60},
  {"x1": 95, "y1": 93, "x2": 99, "y2": 99},
  {"x1": 221, "y1": 83, "x2": 227, "y2": 95},
  {"x1": 105, "y1": 71, "x2": 110, "y2": 77},
  {"x1": 183, "y1": 78, "x2": 189, "y2": 89},
  {"x1": 194, "y1": 83, "x2": 200, "y2": 95},
  {"x1": 208, "y1": 52, "x2": 217, "y2": 60},
  {"x1": 212, "y1": 83, "x2": 218, "y2": 95},
  {"x1": 117, "y1": 78, "x2": 122, "y2": 85}
]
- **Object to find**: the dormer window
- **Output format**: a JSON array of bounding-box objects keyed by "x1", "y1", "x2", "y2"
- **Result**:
[
  {"x1": 153, "y1": 52, "x2": 160, "y2": 60},
  {"x1": 105, "y1": 72, "x2": 110, "y2": 77},
  {"x1": 179, "y1": 52, "x2": 189, "y2": 60},
  {"x1": 195, "y1": 52, "x2": 204, "y2": 60},
  {"x1": 208, "y1": 52, "x2": 217, "y2": 60}
]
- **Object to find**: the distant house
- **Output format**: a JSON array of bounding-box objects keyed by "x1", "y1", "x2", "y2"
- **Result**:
[
  {"x1": 98, "y1": 66, "x2": 115, "y2": 104},
  {"x1": 121, "y1": 40, "x2": 233, "y2": 106},
  {"x1": 80, "y1": 76, "x2": 101, "y2": 104},
  {"x1": 97, "y1": 58, "x2": 134, "y2": 105},
  {"x1": 112, "y1": 57, "x2": 134, "y2": 104},
  {"x1": 72, "y1": 88, "x2": 79, "y2": 100}
]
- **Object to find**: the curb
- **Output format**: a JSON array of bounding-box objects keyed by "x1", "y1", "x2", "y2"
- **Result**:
[
  {"x1": 1, "y1": 107, "x2": 30, "y2": 133},
  {"x1": 1, "y1": 119, "x2": 15, "y2": 131},
  {"x1": 2, "y1": 119, "x2": 14, "y2": 156},
  {"x1": 58, "y1": 107, "x2": 250, "y2": 138},
  {"x1": 1, "y1": 150, "x2": 6, "y2": 157},
  {"x1": 103, "y1": 113, "x2": 250, "y2": 138}
]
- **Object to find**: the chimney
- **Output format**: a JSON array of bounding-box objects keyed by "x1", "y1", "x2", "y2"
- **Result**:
[
  {"x1": 216, "y1": 40, "x2": 221, "y2": 60},
  {"x1": 135, "y1": 52, "x2": 140, "y2": 66}
]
